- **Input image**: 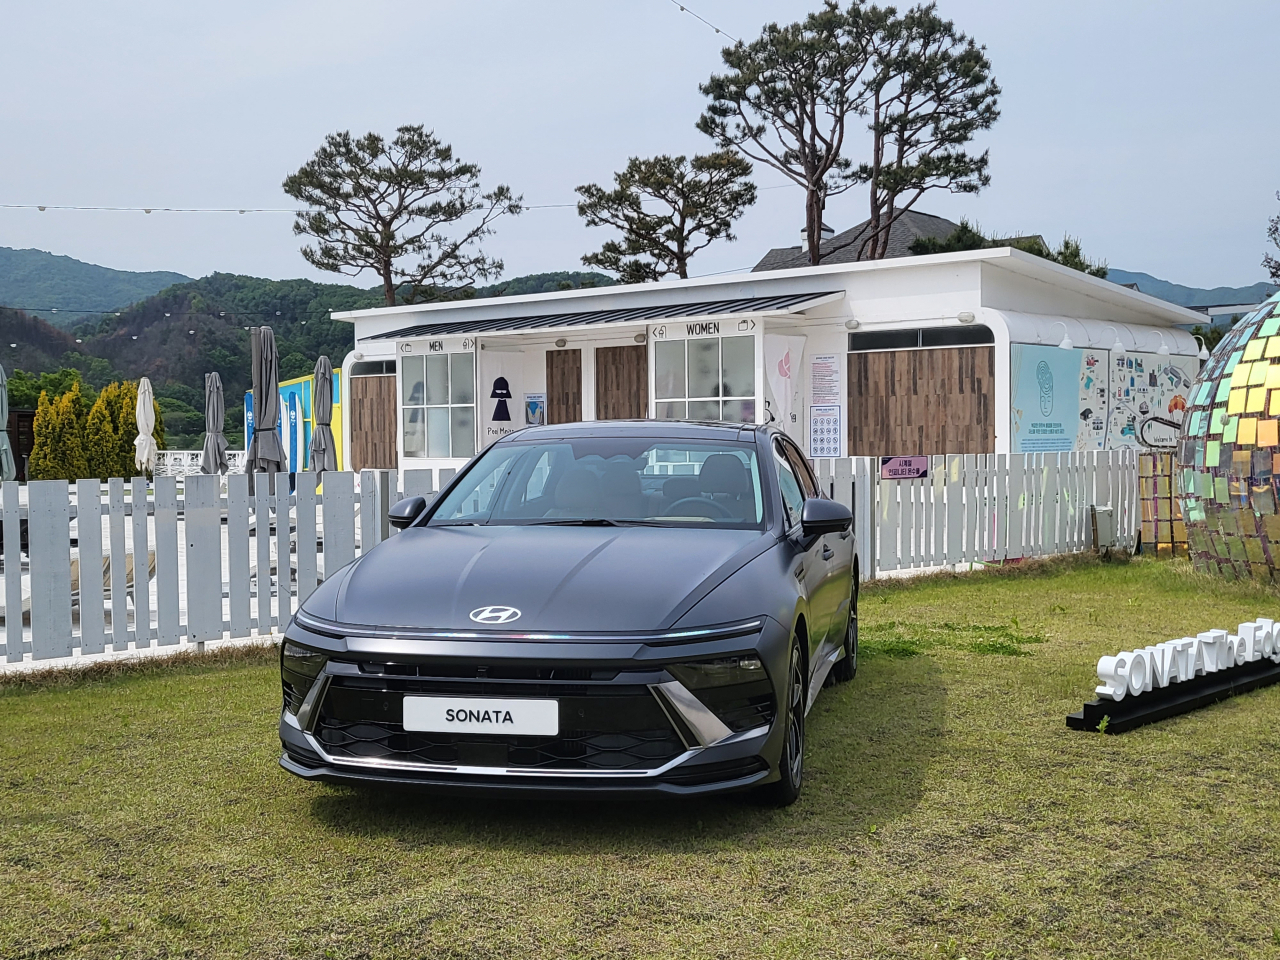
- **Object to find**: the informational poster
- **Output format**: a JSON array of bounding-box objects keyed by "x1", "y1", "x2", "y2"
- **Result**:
[
  {"x1": 1105, "y1": 352, "x2": 1195, "y2": 450},
  {"x1": 809, "y1": 403, "x2": 842, "y2": 457},
  {"x1": 810, "y1": 354, "x2": 840, "y2": 404},
  {"x1": 1011, "y1": 343, "x2": 1196, "y2": 452},
  {"x1": 1010, "y1": 344, "x2": 1107, "y2": 452},
  {"x1": 524, "y1": 393, "x2": 546, "y2": 426}
]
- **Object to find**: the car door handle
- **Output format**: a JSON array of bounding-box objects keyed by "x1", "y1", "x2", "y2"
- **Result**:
[{"x1": 822, "y1": 545, "x2": 834, "y2": 560}]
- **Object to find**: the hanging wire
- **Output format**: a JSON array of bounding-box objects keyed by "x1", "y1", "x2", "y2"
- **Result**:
[{"x1": 663, "y1": 0, "x2": 739, "y2": 43}]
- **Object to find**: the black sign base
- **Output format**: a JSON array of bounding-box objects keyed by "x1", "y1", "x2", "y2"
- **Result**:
[{"x1": 1067, "y1": 658, "x2": 1280, "y2": 733}]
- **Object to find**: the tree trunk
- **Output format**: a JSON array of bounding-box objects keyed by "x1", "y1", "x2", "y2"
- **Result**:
[
  {"x1": 806, "y1": 188, "x2": 824, "y2": 266},
  {"x1": 381, "y1": 264, "x2": 396, "y2": 307}
]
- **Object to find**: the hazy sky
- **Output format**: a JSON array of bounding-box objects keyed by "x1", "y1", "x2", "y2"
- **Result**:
[{"x1": 3, "y1": 0, "x2": 1277, "y2": 303}]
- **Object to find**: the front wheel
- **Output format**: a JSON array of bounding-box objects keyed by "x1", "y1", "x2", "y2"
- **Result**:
[
  {"x1": 761, "y1": 639, "x2": 805, "y2": 807},
  {"x1": 832, "y1": 582, "x2": 858, "y2": 683}
]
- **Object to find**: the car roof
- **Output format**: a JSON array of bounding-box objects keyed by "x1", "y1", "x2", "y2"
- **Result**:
[{"x1": 498, "y1": 420, "x2": 768, "y2": 443}]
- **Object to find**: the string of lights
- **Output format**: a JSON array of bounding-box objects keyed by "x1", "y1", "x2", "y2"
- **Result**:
[{"x1": 663, "y1": 0, "x2": 739, "y2": 43}]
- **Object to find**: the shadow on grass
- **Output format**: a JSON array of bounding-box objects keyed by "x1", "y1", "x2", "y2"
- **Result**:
[{"x1": 305, "y1": 653, "x2": 947, "y2": 853}]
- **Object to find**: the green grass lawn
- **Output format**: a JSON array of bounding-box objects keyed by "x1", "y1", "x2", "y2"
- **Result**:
[{"x1": 3, "y1": 557, "x2": 1280, "y2": 959}]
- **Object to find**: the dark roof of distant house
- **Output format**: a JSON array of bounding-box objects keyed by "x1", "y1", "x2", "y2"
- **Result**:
[{"x1": 752, "y1": 210, "x2": 961, "y2": 272}]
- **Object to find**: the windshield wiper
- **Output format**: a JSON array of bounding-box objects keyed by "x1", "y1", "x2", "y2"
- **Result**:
[{"x1": 527, "y1": 518, "x2": 623, "y2": 526}]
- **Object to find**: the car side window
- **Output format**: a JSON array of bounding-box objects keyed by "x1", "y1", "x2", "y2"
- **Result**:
[
  {"x1": 781, "y1": 441, "x2": 818, "y2": 500},
  {"x1": 773, "y1": 442, "x2": 805, "y2": 529}
]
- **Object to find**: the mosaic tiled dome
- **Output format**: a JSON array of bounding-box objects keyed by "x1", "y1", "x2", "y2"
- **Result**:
[{"x1": 1179, "y1": 290, "x2": 1280, "y2": 580}]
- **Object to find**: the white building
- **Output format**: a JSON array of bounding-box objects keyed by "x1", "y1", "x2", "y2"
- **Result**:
[{"x1": 331, "y1": 247, "x2": 1205, "y2": 480}]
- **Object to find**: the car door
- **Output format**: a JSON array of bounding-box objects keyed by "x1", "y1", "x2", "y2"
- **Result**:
[
  {"x1": 783, "y1": 441, "x2": 854, "y2": 656},
  {"x1": 771, "y1": 440, "x2": 829, "y2": 679}
]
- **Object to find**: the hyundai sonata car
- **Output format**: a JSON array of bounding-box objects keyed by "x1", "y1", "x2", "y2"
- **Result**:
[{"x1": 279, "y1": 420, "x2": 857, "y2": 804}]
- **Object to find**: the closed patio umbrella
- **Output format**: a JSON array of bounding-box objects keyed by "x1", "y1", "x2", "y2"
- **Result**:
[
  {"x1": 309, "y1": 355, "x2": 337, "y2": 478},
  {"x1": 245, "y1": 326, "x2": 286, "y2": 490},
  {"x1": 134, "y1": 376, "x2": 158, "y2": 475},
  {"x1": 200, "y1": 371, "x2": 229, "y2": 475},
  {"x1": 0, "y1": 365, "x2": 15, "y2": 482}
]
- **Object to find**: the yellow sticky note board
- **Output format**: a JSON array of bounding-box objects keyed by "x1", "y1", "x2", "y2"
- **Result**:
[
  {"x1": 1231, "y1": 363, "x2": 1252, "y2": 389},
  {"x1": 1258, "y1": 419, "x2": 1279, "y2": 447},
  {"x1": 1228, "y1": 388, "x2": 1247, "y2": 414},
  {"x1": 1266, "y1": 363, "x2": 1280, "y2": 388},
  {"x1": 1244, "y1": 338, "x2": 1266, "y2": 361},
  {"x1": 1267, "y1": 337, "x2": 1280, "y2": 359},
  {"x1": 1270, "y1": 389, "x2": 1280, "y2": 416},
  {"x1": 1239, "y1": 418, "x2": 1258, "y2": 446},
  {"x1": 1248, "y1": 387, "x2": 1268, "y2": 412}
]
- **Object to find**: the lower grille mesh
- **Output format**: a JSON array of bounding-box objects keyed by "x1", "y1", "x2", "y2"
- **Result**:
[{"x1": 316, "y1": 719, "x2": 684, "y2": 771}]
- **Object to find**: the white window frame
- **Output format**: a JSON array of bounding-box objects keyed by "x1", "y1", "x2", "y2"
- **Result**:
[
  {"x1": 400, "y1": 349, "x2": 477, "y2": 460},
  {"x1": 651, "y1": 334, "x2": 757, "y2": 422}
]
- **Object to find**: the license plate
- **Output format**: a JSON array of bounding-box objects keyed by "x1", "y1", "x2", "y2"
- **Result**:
[{"x1": 402, "y1": 696, "x2": 559, "y2": 737}]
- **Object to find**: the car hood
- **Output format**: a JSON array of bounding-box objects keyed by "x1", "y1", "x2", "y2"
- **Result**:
[{"x1": 308, "y1": 524, "x2": 769, "y2": 633}]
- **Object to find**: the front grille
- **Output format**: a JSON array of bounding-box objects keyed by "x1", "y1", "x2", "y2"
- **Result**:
[
  {"x1": 316, "y1": 719, "x2": 684, "y2": 771},
  {"x1": 314, "y1": 670, "x2": 685, "y2": 772}
]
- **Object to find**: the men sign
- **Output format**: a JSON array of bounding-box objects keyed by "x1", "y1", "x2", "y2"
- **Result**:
[{"x1": 880, "y1": 456, "x2": 929, "y2": 480}]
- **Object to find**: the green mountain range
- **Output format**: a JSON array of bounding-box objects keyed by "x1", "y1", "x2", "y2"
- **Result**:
[
  {"x1": 1105, "y1": 268, "x2": 1276, "y2": 309},
  {"x1": 0, "y1": 246, "x2": 191, "y2": 325},
  {"x1": 0, "y1": 267, "x2": 614, "y2": 448}
]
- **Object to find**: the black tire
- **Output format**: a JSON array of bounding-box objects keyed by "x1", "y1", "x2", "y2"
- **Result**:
[
  {"x1": 832, "y1": 581, "x2": 859, "y2": 683},
  {"x1": 762, "y1": 639, "x2": 806, "y2": 807}
]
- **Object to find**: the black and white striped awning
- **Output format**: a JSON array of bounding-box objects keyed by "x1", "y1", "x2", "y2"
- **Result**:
[{"x1": 365, "y1": 291, "x2": 843, "y2": 339}]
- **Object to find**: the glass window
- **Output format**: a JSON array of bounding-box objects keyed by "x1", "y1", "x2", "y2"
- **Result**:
[
  {"x1": 428, "y1": 437, "x2": 766, "y2": 529},
  {"x1": 651, "y1": 336, "x2": 756, "y2": 423},
  {"x1": 720, "y1": 336, "x2": 755, "y2": 397},
  {"x1": 773, "y1": 444, "x2": 805, "y2": 528},
  {"x1": 655, "y1": 341, "x2": 686, "y2": 399},
  {"x1": 401, "y1": 349, "x2": 476, "y2": 459},
  {"x1": 688, "y1": 339, "x2": 720, "y2": 397},
  {"x1": 781, "y1": 440, "x2": 818, "y2": 499},
  {"x1": 450, "y1": 353, "x2": 475, "y2": 404},
  {"x1": 403, "y1": 408, "x2": 426, "y2": 459},
  {"x1": 402, "y1": 355, "x2": 425, "y2": 405}
]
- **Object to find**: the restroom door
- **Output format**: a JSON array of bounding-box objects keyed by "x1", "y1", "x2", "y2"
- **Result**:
[
  {"x1": 595, "y1": 345, "x2": 648, "y2": 420},
  {"x1": 546, "y1": 349, "x2": 582, "y2": 424},
  {"x1": 348, "y1": 375, "x2": 398, "y2": 470}
]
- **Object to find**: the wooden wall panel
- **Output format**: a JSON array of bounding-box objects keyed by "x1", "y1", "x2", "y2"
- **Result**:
[
  {"x1": 848, "y1": 346, "x2": 995, "y2": 456},
  {"x1": 348, "y1": 375, "x2": 398, "y2": 471},
  {"x1": 595, "y1": 345, "x2": 648, "y2": 420},
  {"x1": 546, "y1": 349, "x2": 582, "y2": 424}
]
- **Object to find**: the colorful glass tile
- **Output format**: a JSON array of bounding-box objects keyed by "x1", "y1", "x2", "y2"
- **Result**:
[
  {"x1": 1259, "y1": 419, "x2": 1280, "y2": 448},
  {"x1": 1239, "y1": 418, "x2": 1258, "y2": 446},
  {"x1": 1248, "y1": 387, "x2": 1268, "y2": 412},
  {"x1": 1244, "y1": 339, "x2": 1265, "y2": 361}
]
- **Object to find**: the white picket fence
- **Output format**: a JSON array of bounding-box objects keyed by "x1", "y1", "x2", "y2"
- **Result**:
[
  {"x1": 0, "y1": 450, "x2": 1138, "y2": 666},
  {"x1": 0, "y1": 468, "x2": 450, "y2": 665},
  {"x1": 810, "y1": 449, "x2": 1139, "y2": 580}
]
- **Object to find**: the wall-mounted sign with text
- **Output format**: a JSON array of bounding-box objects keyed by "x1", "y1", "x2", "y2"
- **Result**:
[{"x1": 880, "y1": 456, "x2": 929, "y2": 480}]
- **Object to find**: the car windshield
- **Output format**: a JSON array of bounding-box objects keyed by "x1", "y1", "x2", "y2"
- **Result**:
[{"x1": 428, "y1": 437, "x2": 766, "y2": 529}]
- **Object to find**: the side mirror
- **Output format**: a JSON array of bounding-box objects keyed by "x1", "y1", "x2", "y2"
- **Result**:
[
  {"x1": 388, "y1": 496, "x2": 427, "y2": 530},
  {"x1": 800, "y1": 498, "x2": 851, "y2": 538}
]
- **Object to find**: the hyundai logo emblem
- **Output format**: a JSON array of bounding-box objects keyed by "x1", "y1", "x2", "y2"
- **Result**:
[{"x1": 469, "y1": 605, "x2": 522, "y2": 625}]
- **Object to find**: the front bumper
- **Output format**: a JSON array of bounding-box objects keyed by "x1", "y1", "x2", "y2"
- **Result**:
[{"x1": 277, "y1": 615, "x2": 791, "y2": 796}]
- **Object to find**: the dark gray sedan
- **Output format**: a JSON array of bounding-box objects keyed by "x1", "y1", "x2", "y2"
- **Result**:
[{"x1": 279, "y1": 420, "x2": 857, "y2": 804}]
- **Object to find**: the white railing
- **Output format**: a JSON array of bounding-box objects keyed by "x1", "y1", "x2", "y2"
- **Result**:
[
  {"x1": 154, "y1": 450, "x2": 248, "y2": 477},
  {"x1": 811, "y1": 450, "x2": 1139, "y2": 580},
  {"x1": 0, "y1": 451, "x2": 1138, "y2": 665}
]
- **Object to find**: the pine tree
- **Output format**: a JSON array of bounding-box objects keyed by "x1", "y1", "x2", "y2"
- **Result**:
[
  {"x1": 28, "y1": 390, "x2": 59, "y2": 481},
  {"x1": 54, "y1": 384, "x2": 89, "y2": 481},
  {"x1": 114, "y1": 381, "x2": 139, "y2": 478},
  {"x1": 84, "y1": 384, "x2": 121, "y2": 482}
]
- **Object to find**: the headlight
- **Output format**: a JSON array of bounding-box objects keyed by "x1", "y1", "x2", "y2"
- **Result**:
[
  {"x1": 667, "y1": 656, "x2": 773, "y2": 732},
  {"x1": 281, "y1": 641, "x2": 327, "y2": 714},
  {"x1": 668, "y1": 656, "x2": 764, "y2": 689}
]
